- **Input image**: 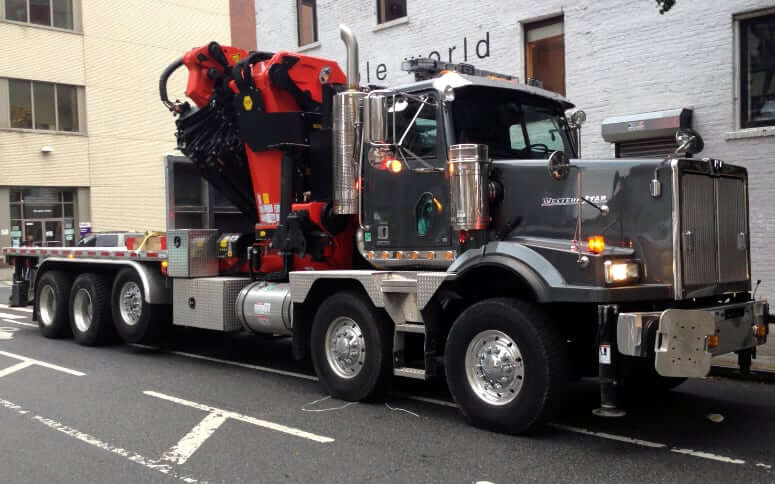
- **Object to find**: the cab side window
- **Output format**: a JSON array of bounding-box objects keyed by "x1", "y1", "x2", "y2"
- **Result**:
[{"x1": 393, "y1": 97, "x2": 441, "y2": 167}]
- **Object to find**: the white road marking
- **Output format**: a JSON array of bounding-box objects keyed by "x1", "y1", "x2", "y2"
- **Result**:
[
  {"x1": 2, "y1": 318, "x2": 37, "y2": 328},
  {"x1": 0, "y1": 397, "x2": 198, "y2": 482},
  {"x1": 0, "y1": 312, "x2": 24, "y2": 319},
  {"x1": 0, "y1": 361, "x2": 34, "y2": 378},
  {"x1": 0, "y1": 304, "x2": 33, "y2": 313},
  {"x1": 756, "y1": 463, "x2": 773, "y2": 470},
  {"x1": 131, "y1": 344, "x2": 318, "y2": 381},
  {"x1": 144, "y1": 390, "x2": 334, "y2": 444},
  {"x1": 549, "y1": 423, "x2": 667, "y2": 449},
  {"x1": 32, "y1": 416, "x2": 199, "y2": 483},
  {"x1": 670, "y1": 448, "x2": 746, "y2": 464},
  {"x1": 0, "y1": 350, "x2": 85, "y2": 376},
  {"x1": 159, "y1": 412, "x2": 229, "y2": 465},
  {"x1": 127, "y1": 347, "x2": 771, "y2": 471}
]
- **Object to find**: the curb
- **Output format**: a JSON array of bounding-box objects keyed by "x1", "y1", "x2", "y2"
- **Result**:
[{"x1": 710, "y1": 365, "x2": 775, "y2": 384}]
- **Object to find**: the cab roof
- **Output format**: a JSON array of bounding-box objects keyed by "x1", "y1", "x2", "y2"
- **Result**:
[{"x1": 392, "y1": 72, "x2": 575, "y2": 110}]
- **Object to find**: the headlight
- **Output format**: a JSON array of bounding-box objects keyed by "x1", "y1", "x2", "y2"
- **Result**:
[{"x1": 604, "y1": 260, "x2": 640, "y2": 284}]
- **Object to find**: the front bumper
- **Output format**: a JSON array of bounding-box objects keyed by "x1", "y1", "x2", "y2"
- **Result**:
[{"x1": 617, "y1": 300, "x2": 769, "y2": 378}]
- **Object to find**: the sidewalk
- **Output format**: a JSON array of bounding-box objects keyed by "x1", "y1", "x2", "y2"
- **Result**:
[
  {"x1": 0, "y1": 266, "x2": 12, "y2": 287},
  {"x1": 712, "y1": 324, "x2": 775, "y2": 375}
]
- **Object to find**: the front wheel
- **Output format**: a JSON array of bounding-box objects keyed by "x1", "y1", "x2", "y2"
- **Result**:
[
  {"x1": 445, "y1": 298, "x2": 568, "y2": 434},
  {"x1": 310, "y1": 291, "x2": 392, "y2": 401}
]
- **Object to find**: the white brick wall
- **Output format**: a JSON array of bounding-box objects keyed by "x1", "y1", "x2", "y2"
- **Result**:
[{"x1": 258, "y1": 0, "x2": 775, "y2": 301}]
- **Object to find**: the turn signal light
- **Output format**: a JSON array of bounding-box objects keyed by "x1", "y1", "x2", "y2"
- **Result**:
[
  {"x1": 755, "y1": 324, "x2": 768, "y2": 338},
  {"x1": 707, "y1": 334, "x2": 720, "y2": 349},
  {"x1": 386, "y1": 159, "x2": 403, "y2": 173},
  {"x1": 587, "y1": 236, "x2": 605, "y2": 254},
  {"x1": 161, "y1": 260, "x2": 168, "y2": 276}
]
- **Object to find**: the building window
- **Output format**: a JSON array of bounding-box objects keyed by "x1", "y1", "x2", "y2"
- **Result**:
[
  {"x1": 4, "y1": 79, "x2": 82, "y2": 132},
  {"x1": 377, "y1": 0, "x2": 406, "y2": 24},
  {"x1": 740, "y1": 13, "x2": 775, "y2": 129},
  {"x1": 297, "y1": 0, "x2": 317, "y2": 46},
  {"x1": 4, "y1": 0, "x2": 75, "y2": 30},
  {"x1": 524, "y1": 16, "x2": 565, "y2": 96}
]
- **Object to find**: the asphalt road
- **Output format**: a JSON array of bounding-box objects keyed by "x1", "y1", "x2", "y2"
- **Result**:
[{"x1": 0, "y1": 300, "x2": 774, "y2": 483}]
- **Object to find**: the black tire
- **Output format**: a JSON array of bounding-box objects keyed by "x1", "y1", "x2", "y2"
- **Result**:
[
  {"x1": 36, "y1": 270, "x2": 73, "y2": 339},
  {"x1": 111, "y1": 268, "x2": 168, "y2": 344},
  {"x1": 445, "y1": 298, "x2": 568, "y2": 435},
  {"x1": 310, "y1": 291, "x2": 392, "y2": 401},
  {"x1": 69, "y1": 273, "x2": 116, "y2": 346}
]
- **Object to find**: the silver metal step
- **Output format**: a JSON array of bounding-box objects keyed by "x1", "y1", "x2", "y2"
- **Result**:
[
  {"x1": 394, "y1": 367, "x2": 427, "y2": 380},
  {"x1": 381, "y1": 276, "x2": 418, "y2": 294},
  {"x1": 395, "y1": 323, "x2": 426, "y2": 334}
]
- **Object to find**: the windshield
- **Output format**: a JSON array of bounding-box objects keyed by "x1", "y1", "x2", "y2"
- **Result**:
[{"x1": 452, "y1": 87, "x2": 575, "y2": 159}]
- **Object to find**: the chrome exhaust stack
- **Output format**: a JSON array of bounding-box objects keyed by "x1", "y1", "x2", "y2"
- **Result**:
[
  {"x1": 339, "y1": 24, "x2": 360, "y2": 90},
  {"x1": 332, "y1": 25, "x2": 365, "y2": 215}
]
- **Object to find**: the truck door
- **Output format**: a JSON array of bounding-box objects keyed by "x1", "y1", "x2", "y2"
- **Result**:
[{"x1": 362, "y1": 93, "x2": 452, "y2": 256}]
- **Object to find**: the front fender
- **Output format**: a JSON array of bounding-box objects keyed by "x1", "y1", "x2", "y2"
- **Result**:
[{"x1": 449, "y1": 242, "x2": 565, "y2": 302}]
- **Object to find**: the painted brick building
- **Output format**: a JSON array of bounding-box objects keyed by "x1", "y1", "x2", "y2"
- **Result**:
[{"x1": 257, "y1": 0, "x2": 775, "y2": 301}]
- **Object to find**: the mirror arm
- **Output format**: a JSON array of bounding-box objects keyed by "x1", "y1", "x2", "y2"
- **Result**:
[{"x1": 397, "y1": 97, "x2": 427, "y2": 146}]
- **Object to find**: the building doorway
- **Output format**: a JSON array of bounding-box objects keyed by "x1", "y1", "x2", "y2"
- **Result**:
[{"x1": 10, "y1": 188, "x2": 77, "y2": 247}]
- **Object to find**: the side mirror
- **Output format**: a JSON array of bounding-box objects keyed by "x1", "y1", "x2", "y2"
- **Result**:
[
  {"x1": 675, "y1": 129, "x2": 704, "y2": 157},
  {"x1": 548, "y1": 150, "x2": 570, "y2": 181}
]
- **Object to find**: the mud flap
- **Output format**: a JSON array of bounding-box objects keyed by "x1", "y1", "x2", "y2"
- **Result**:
[{"x1": 654, "y1": 309, "x2": 715, "y2": 378}]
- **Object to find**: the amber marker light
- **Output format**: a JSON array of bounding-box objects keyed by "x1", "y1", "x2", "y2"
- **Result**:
[
  {"x1": 707, "y1": 334, "x2": 720, "y2": 349},
  {"x1": 587, "y1": 235, "x2": 605, "y2": 254},
  {"x1": 386, "y1": 159, "x2": 403, "y2": 174},
  {"x1": 161, "y1": 260, "x2": 168, "y2": 276}
]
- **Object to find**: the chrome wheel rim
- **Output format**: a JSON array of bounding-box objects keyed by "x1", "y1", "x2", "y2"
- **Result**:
[
  {"x1": 465, "y1": 329, "x2": 524, "y2": 406},
  {"x1": 73, "y1": 288, "x2": 93, "y2": 333},
  {"x1": 119, "y1": 281, "x2": 143, "y2": 326},
  {"x1": 39, "y1": 285, "x2": 56, "y2": 327},
  {"x1": 324, "y1": 317, "x2": 365, "y2": 379}
]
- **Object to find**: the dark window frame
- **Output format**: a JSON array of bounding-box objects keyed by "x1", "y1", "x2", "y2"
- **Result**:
[
  {"x1": 6, "y1": 78, "x2": 82, "y2": 133},
  {"x1": 523, "y1": 15, "x2": 566, "y2": 96},
  {"x1": 377, "y1": 0, "x2": 407, "y2": 24},
  {"x1": 740, "y1": 12, "x2": 775, "y2": 129},
  {"x1": 4, "y1": 0, "x2": 76, "y2": 31},
  {"x1": 296, "y1": 0, "x2": 318, "y2": 46}
]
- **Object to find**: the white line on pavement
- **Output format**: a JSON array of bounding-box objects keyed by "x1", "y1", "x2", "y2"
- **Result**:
[
  {"x1": 32, "y1": 416, "x2": 200, "y2": 483},
  {"x1": 0, "y1": 397, "x2": 199, "y2": 482},
  {"x1": 2, "y1": 318, "x2": 37, "y2": 328},
  {"x1": 144, "y1": 390, "x2": 334, "y2": 444},
  {"x1": 131, "y1": 344, "x2": 318, "y2": 381},
  {"x1": 159, "y1": 412, "x2": 229, "y2": 465},
  {"x1": 0, "y1": 361, "x2": 34, "y2": 378},
  {"x1": 0, "y1": 350, "x2": 85, "y2": 376},
  {"x1": 549, "y1": 423, "x2": 667, "y2": 449},
  {"x1": 0, "y1": 304, "x2": 33, "y2": 313},
  {"x1": 0, "y1": 312, "x2": 23, "y2": 319},
  {"x1": 670, "y1": 448, "x2": 746, "y2": 464},
  {"x1": 128, "y1": 346, "x2": 769, "y2": 470}
]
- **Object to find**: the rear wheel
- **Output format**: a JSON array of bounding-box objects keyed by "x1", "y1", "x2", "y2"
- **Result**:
[
  {"x1": 111, "y1": 268, "x2": 168, "y2": 343},
  {"x1": 445, "y1": 298, "x2": 568, "y2": 434},
  {"x1": 310, "y1": 291, "x2": 392, "y2": 401},
  {"x1": 36, "y1": 271, "x2": 72, "y2": 339},
  {"x1": 69, "y1": 273, "x2": 115, "y2": 346}
]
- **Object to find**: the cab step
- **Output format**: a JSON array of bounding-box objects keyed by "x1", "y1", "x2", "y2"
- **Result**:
[
  {"x1": 395, "y1": 323, "x2": 426, "y2": 334},
  {"x1": 394, "y1": 367, "x2": 427, "y2": 380}
]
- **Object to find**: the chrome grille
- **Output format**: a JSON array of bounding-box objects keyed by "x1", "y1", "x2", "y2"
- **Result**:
[
  {"x1": 676, "y1": 166, "x2": 749, "y2": 297},
  {"x1": 717, "y1": 177, "x2": 749, "y2": 282}
]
